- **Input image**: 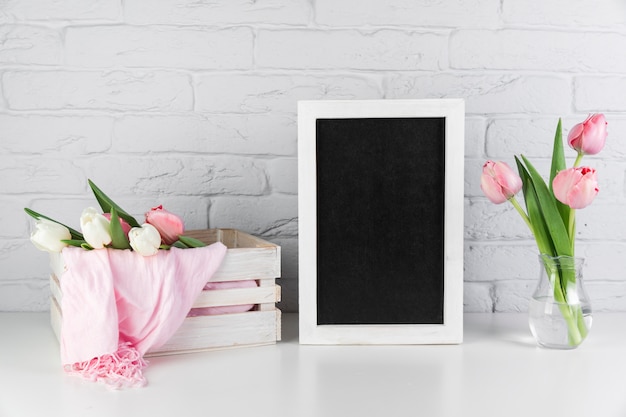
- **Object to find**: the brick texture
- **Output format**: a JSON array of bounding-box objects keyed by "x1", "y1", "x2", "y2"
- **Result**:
[{"x1": 2, "y1": 0, "x2": 625, "y2": 313}]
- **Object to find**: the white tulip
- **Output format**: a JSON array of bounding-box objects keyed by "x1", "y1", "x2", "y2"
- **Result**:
[
  {"x1": 80, "y1": 207, "x2": 111, "y2": 249},
  {"x1": 128, "y1": 223, "x2": 161, "y2": 256},
  {"x1": 30, "y1": 218, "x2": 71, "y2": 253}
]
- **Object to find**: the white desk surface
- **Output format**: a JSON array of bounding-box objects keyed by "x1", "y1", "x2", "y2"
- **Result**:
[{"x1": 1, "y1": 312, "x2": 625, "y2": 417}]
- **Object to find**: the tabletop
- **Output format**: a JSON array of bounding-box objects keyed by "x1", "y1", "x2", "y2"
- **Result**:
[{"x1": 1, "y1": 312, "x2": 625, "y2": 417}]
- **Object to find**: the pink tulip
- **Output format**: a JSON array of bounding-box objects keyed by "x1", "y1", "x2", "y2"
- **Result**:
[
  {"x1": 552, "y1": 167, "x2": 599, "y2": 209},
  {"x1": 103, "y1": 213, "x2": 132, "y2": 236},
  {"x1": 480, "y1": 160, "x2": 523, "y2": 204},
  {"x1": 568, "y1": 114, "x2": 608, "y2": 155},
  {"x1": 145, "y1": 205, "x2": 184, "y2": 245}
]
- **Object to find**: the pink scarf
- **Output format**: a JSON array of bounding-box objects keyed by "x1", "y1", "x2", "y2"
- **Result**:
[{"x1": 59, "y1": 243, "x2": 228, "y2": 389}]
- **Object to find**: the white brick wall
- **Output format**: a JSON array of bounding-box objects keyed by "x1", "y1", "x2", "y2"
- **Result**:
[
  {"x1": 65, "y1": 26, "x2": 255, "y2": 69},
  {"x1": 2, "y1": 0, "x2": 626, "y2": 313}
]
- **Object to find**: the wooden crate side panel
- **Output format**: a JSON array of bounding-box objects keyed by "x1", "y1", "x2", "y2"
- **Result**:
[
  {"x1": 52, "y1": 273, "x2": 277, "y2": 310},
  {"x1": 232, "y1": 230, "x2": 276, "y2": 248},
  {"x1": 276, "y1": 308, "x2": 282, "y2": 342},
  {"x1": 257, "y1": 280, "x2": 281, "y2": 311},
  {"x1": 220, "y1": 229, "x2": 238, "y2": 248},
  {"x1": 184, "y1": 229, "x2": 277, "y2": 249},
  {"x1": 51, "y1": 295, "x2": 281, "y2": 354},
  {"x1": 49, "y1": 229, "x2": 281, "y2": 283},
  {"x1": 183, "y1": 229, "x2": 221, "y2": 246},
  {"x1": 149, "y1": 310, "x2": 280, "y2": 356},
  {"x1": 50, "y1": 297, "x2": 62, "y2": 342},
  {"x1": 49, "y1": 253, "x2": 65, "y2": 280},
  {"x1": 215, "y1": 228, "x2": 276, "y2": 249},
  {"x1": 50, "y1": 274, "x2": 62, "y2": 303},
  {"x1": 192, "y1": 284, "x2": 279, "y2": 308},
  {"x1": 50, "y1": 289, "x2": 281, "y2": 355},
  {"x1": 212, "y1": 247, "x2": 280, "y2": 281}
]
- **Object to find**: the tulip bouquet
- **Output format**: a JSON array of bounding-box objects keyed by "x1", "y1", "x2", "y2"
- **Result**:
[
  {"x1": 481, "y1": 114, "x2": 608, "y2": 346},
  {"x1": 26, "y1": 180, "x2": 206, "y2": 256}
]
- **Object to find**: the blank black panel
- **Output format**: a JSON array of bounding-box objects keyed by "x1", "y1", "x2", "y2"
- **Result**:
[{"x1": 316, "y1": 117, "x2": 445, "y2": 325}]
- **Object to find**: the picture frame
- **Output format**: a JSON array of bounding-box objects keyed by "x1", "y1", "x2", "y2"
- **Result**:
[{"x1": 298, "y1": 99, "x2": 464, "y2": 345}]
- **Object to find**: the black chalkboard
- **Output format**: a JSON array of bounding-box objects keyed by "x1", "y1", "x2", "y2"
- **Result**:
[{"x1": 315, "y1": 117, "x2": 446, "y2": 325}]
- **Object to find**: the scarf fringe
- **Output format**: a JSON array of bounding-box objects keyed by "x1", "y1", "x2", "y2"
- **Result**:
[{"x1": 63, "y1": 342, "x2": 148, "y2": 390}]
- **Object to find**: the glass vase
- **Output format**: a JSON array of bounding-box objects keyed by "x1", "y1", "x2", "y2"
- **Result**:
[{"x1": 528, "y1": 254, "x2": 592, "y2": 349}]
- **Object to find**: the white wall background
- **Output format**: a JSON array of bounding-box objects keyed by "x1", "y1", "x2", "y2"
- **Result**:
[{"x1": 1, "y1": 0, "x2": 626, "y2": 313}]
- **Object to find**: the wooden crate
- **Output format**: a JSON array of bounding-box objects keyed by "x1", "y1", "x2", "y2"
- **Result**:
[{"x1": 50, "y1": 229, "x2": 281, "y2": 356}]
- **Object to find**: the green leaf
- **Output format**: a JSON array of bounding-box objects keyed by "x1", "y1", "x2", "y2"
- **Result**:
[
  {"x1": 177, "y1": 235, "x2": 207, "y2": 248},
  {"x1": 88, "y1": 180, "x2": 141, "y2": 228},
  {"x1": 80, "y1": 243, "x2": 94, "y2": 250},
  {"x1": 515, "y1": 157, "x2": 555, "y2": 256},
  {"x1": 549, "y1": 119, "x2": 572, "y2": 234},
  {"x1": 549, "y1": 119, "x2": 566, "y2": 187},
  {"x1": 171, "y1": 240, "x2": 189, "y2": 249},
  {"x1": 521, "y1": 155, "x2": 572, "y2": 257},
  {"x1": 61, "y1": 239, "x2": 89, "y2": 248},
  {"x1": 24, "y1": 207, "x2": 84, "y2": 240},
  {"x1": 109, "y1": 207, "x2": 131, "y2": 250}
]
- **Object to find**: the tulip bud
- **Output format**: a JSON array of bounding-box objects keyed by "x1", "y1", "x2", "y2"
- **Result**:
[
  {"x1": 480, "y1": 160, "x2": 523, "y2": 204},
  {"x1": 568, "y1": 113, "x2": 608, "y2": 156},
  {"x1": 80, "y1": 207, "x2": 112, "y2": 249},
  {"x1": 30, "y1": 218, "x2": 71, "y2": 253},
  {"x1": 145, "y1": 205, "x2": 184, "y2": 245},
  {"x1": 128, "y1": 223, "x2": 162, "y2": 256},
  {"x1": 552, "y1": 167, "x2": 599, "y2": 209}
]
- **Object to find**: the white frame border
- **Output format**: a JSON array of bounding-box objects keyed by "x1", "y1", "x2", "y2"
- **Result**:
[{"x1": 298, "y1": 99, "x2": 464, "y2": 345}]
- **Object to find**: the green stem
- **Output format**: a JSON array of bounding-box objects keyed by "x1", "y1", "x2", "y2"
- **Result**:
[
  {"x1": 573, "y1": 152, "x2": 584, "y2": 168},
  {"x1": 576, "y1": 305, "x2": 589, "y2": 339},
  {"x1": 568, "y1": 208, "x2": 576, "y2": 254},
  {"x1": 548, "y1": 265, "x2": 584, "y2": 346},
  {"x1": 509, "y1": 197, "x2": 533, "y2": 233},
  {"x1": 561, "y1": 304, "x2": 584, "y2": 346},
  {"x1": 565, "y1": 153, "x2": 583, "y2": 343}
]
